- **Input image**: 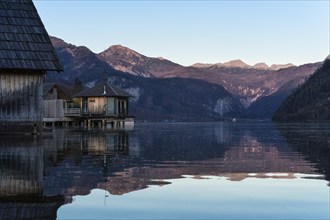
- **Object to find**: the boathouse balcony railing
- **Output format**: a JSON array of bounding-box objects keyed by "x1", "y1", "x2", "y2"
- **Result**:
[
  {"x1": 64, "y1": 108, "x2": 81, "y2": 117},
  {"x1": 65, "y1": 106, "x2": 130, "y2": 118}
]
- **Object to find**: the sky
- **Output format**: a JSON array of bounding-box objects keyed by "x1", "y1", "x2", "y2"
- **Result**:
[{"x1": 33, "y1": 0, "x2": 329, "y2": 67}]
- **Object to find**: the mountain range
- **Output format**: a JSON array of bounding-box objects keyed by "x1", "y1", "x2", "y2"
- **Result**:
[
  {"x1": 96, "y1": 43, "x2": 321, "y2": 110},
  {"x1": 47, "y1": 36, "x2": 324, "y2": 121},
  {"x1": 192, "y1": 60, "x2": 295, "y2": 70},
  {"x1": 48, "y1": 37, "x2": 244, "y2": 121}
]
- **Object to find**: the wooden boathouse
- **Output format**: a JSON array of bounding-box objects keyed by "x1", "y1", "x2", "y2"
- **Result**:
[
  {"x1": 0, "y1": 0, "x2": 63, "y2": 134},
  {"x1": 43, "y1": 82, "x2": 134, "y2": 129}
]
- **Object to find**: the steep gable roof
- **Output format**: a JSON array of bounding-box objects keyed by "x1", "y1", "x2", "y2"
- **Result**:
[
  {"x1": 0, "y1": 0, "x2": 62, "y2": 71},
  {"x1": 74, "y1": 82, "x2": 132, "y2": 98}
]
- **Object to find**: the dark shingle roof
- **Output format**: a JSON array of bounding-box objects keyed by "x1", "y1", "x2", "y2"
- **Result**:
[
  {"x1": 0, "y1": 0, "x2": 62, "y2": 71},
  {"x1": 74, "y1": 82, "x2": 132, "y2": 98}
]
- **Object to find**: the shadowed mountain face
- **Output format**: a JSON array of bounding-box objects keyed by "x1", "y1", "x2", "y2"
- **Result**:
[
  {"x1": 107, "y1": 76, "x2": 244, "y2": 121},
  {"x1": 273, "y1": 58, "x2": 330, "y2": 121},
  {"x1": 48, "y1": 36, "x2": 322, "y2": 120},
  {"x1": 175, "y1": 62, "x2": 321, "y2": 110},
  {"x1": 47, "y1": 37, "x2": 113, "y2": 84}
]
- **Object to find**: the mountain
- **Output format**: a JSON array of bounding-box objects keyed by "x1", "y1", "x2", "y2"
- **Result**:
[
  {"x1": 272, "y1": 58, "x2": 330, "y2": 121},
  {"x1": 48, "y1": 36, "x2": 323, "y2": 120},
  {"x1": 110, "y1": 76, "x2": 244, "y2": 121},
  {"x1": 242, "y1": 62, "x2": 322, "y2": 119},
  {"x1": 97, "y1": 44, "x2": 319, "y2": 109},
  {"x1": 98, "y1": 45, "x2": 183, "y2": 78},
  {"x1": 192, "y1": 61, "x2": 294, "y2": 70},
  {"x1": 48, "y1": 36, "x2": 112, "y2": 83},
  {"x1": 243, "y1": 91, "x2": 291, "y2": 119},
  {"x1": 48, "y1": 37, "x2": 243, "y2": 121},
  {"x1": 253, "y1": 62, "x2": 269, "y2": 70},
  {"x1": 175, "y1": 62, "x2": 321, "y2": 109},
  {"x1": 191, "y1": 63, "x2": 214, "y2": 68},
  {"x1": 270, "y1": 63, "x2": 295, "y2": 70},
  {"x1": 222, "y1": 59, "x2": 251, "y2": 68}
]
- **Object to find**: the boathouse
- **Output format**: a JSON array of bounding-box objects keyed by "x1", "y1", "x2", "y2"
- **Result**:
[
  {"x1": 73, "y1": 82, "x2": 134, "y2": 128},
  {"x1": 0, "y1": 0, "x2": 62, "y2": 134},
  {"x1": 43, "y1": 83, "x2": 74, "y2": 123}
]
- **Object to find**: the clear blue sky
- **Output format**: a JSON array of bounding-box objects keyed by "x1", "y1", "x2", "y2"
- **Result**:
[{"x1": 34, "y1": 0, "x2": 329, "y2": 66}]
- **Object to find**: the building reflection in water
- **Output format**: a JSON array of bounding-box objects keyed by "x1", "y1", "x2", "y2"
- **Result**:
[
  {"x1": 0, "y1": 136, "x2": 43, "y2": 196},
  {"x1": 0, "y1": 122, "x2": 329, "y2": 219},
  {"x1": 0, "y1": 130, "x2": 133, "y2": 220},
  {"x1": 42, "y1": 129, "x2": 135, "y2": 200},
  {"x1": 0, "y1": 136, "x2": 63, "y2": 220}
]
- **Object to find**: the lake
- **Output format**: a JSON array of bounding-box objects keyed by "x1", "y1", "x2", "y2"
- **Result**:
[{"x1": 0, "y1": 122, "x2": 329, "y2": 219}]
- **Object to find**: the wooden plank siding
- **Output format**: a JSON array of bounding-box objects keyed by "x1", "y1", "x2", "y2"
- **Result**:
[
  {"x1": 79, "y1": 96, "x2": 128, "y2": 116},
  {"x1": 86, "y1": 97, "x2": 105, "y2": 115},
  {"x1": 43, "y1": 99, "x2": 66, "y2": 119},
  {"x1": 0, "y1": 70, "x2": 44, "y2": 122}
]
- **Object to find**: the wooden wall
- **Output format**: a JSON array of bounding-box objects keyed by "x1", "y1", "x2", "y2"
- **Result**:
[
  {"x1": 43, "y1": 99, "x2": 66, "y2": 119},
  {"x1": 87, "y1": 97, "x2": 105, "y2": 114},
  {"x1": 0, "y1": 71, "x2": 44, "y2": 122},
  {"x1": 0, "y1": 71, "x2": 44, "y2": 133}
]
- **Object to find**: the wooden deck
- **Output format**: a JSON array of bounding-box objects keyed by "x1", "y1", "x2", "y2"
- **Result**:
[{"x1": 43, "y1": 112, "x2": 134, "y2": 129}]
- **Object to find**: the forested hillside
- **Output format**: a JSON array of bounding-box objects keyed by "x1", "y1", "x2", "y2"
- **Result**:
[{"x1": 273, "y1": 59, "x2": 330, "y2": 121}]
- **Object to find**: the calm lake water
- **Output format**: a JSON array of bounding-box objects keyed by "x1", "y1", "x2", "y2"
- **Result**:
[{"x1": 0, "y1": 122, "x2": 329, "y2": 220}]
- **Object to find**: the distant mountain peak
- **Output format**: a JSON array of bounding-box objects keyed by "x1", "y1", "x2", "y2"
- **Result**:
[
  {"x1": 97, "y1": 44, "x2": 182, "y2": 78},
  {"x1": 102, "y1": 45, "x2": 144, "y2": 58},
  {"x1": 191, "y1": 60, "x2": 299, "y2": 71},
  {"x1": 223, "y1": 59, "x2": 250, "y2": 68},
  {"x1": 191, "y1": 63, "x2": 214, "y2": 68},
  {"x1": 270, "y1": 63, "x2": 295, "y2": 70},
  {"x1": 253, "y1": 62, "x2": 269, "y2": 70}
]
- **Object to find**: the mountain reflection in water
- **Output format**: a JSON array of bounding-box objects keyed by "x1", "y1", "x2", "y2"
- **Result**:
[{"x1": 0, "y1": 122, "x2": 329, "y2": 219}]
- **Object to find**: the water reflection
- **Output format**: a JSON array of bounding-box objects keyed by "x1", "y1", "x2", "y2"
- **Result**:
[
  {"x1": 0, "y1": 136, "x2": 63, "y2": 220},
  {"x1": 274, "y1": 122, "x2": 330, "y2": 181},
  {"x1": 0, "y1": 122, "x2": 329, "y2": 219}
]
